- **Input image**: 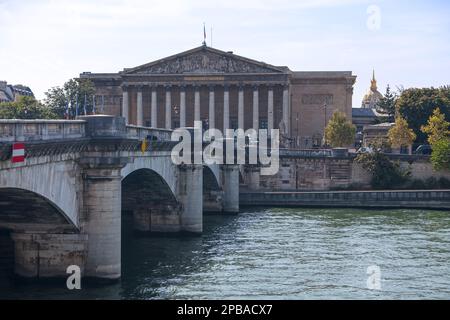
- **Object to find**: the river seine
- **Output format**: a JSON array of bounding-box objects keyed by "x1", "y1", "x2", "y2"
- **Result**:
[{"x1": 1, "y1": 208, "x2": 449, "y2": 299}]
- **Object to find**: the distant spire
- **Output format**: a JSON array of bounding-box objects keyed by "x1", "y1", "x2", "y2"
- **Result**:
[{"x1": 370, "y1": 68, "x2": 377, "y2": 91}]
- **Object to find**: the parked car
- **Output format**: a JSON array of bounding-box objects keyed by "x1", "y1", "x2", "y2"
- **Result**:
[
  {"x1": 356, "y1": 146, "x2": 374, "y2": 154},
  {"x1": 414, "y1": 145, "x2": 432, "y2": 155}
]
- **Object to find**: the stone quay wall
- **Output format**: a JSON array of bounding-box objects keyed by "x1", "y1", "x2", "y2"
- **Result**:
[{"x1": 240, "y1": 190, "x2": 450, "y2": 210}]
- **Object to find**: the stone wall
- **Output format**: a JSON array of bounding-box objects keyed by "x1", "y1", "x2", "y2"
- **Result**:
[
  {"x1": 241, "y1": 190, "x2": 450, "y2": 209},
  {"x1": 245, "y1": 154, "x2": 450, "y2": 191}
]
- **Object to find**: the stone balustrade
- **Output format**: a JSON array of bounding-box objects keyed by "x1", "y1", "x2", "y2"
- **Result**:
[
  {"x1": 0, "y1": 119, "x2": 86, "y2": 142},
  {"x1": 0, "y1": 117, "x2": 173, "y2": 143}
]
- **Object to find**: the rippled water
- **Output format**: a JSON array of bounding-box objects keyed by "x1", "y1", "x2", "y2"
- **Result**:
[{"x1": 1, "y1": 208, "x2": 450, "y2": 299}]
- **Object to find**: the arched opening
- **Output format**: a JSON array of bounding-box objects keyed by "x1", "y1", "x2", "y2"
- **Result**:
[
  {"x1": 121, "y1": 169, "x2": 181, "y2": 233},
  {"x1": 0, "y1": 188, "x2": 77, "y2": 283},
  {"x1": 0, "y1": 188, "x2": 76, "y2": 232},
  {"x1": 203, "y1": 166, "x2": 223, "y2": 213}
]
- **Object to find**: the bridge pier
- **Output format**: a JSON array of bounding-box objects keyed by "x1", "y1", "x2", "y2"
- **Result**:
[
  {"x1": 221, "y1": 165, "x2": 240, "y2": 213},
  {"x1": 133, "y1": 202, "x2": 182, "y2": 233},
  {"x1": 178, "y1": 164, "x2": 203, "y2": 234},
  {"x1": 81, "y1": 164, "x2": 126, "y2": 281},
  {"x1": 11, "y1": 233, "x2": 87, "y2": 279}
]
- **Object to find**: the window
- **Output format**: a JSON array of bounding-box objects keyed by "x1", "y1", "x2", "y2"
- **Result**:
[{"x1": 260, "y1": 119, "x2": 268, "y2": 130}]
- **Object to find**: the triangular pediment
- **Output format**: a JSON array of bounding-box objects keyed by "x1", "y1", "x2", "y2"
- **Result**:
[{"x1": 123, "y1": 46, "x2": 287, "y2": 75}]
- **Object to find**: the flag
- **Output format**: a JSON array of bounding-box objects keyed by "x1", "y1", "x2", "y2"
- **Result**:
[
  {"x1": 12, "y1": 143, "x2": 25, "y2": 163},
  {"x1": 141, "y1": 137, "x2": 148, "y2": 154},
  {"x1": 204, "y1": 23, "x2": 206, "y2": 42}
]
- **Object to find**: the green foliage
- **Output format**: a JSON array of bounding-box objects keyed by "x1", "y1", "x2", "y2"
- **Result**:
[
  {"x1": 388, "y1": 116, "x2": 416, "y2": 150},
  {"x1": 396, "y1": 87, "x2": 450, "y2": 143},
  {"x1": 324, "y1": 111, "x2": 356, "y2": 148},
  {"x1": 421, "y1": 108, "x2": 450, "y2": 146},
  {"x1": 376, "y1": 85, "x2": 397, "y2": 121},
  {"x1": 356, "y1": 151, "x2": 410, "y2": 190},
  {"x1": 44, "y1": 78, "x2": 96, "y2": 118},
  {"x1": 430, "y1": 138, "x2": 450, "y2": 171},
  {"x1": 0, "y1": 96, "x2": 57, "y2": 119}
]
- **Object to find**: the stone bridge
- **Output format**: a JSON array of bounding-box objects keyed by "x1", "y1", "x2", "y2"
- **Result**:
[{"x1": 0, "y1": 116, "x2": 239, "y2": 281}]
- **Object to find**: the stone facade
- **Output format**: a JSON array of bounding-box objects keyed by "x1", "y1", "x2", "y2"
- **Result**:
[
  {"x1": 80, "y1": 45, "x2": 356, "y2": 148},
  {"x1": 244, "y1": 154, "x2": 450, "y2": 192}
]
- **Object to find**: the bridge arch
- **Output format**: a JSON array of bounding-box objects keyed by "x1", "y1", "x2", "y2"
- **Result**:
[
  {"x1": 122, "y1": 156, "x2": 178, "y2": 198},
  {"x1": 0, "y1": 162, "x2": 80, "y2": 228},
  {"x1": 203, "y1": 165, "x2": 222, "y2": 192},
  {"x1": 121, "y1": 168, "x2": 181, "y2": 233},
  {"x1": 203, "y1": 165, "x2": 224, "y2": 213},
  {"x1": 0, "y1": 187, "x2": 78, "y2": 233}
]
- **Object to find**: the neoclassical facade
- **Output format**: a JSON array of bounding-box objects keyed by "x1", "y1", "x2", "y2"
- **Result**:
[{"x1": 80, "y1": 45, "x2": 356, "y2": 148}]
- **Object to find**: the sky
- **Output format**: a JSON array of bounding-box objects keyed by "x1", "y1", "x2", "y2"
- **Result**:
[{"x1": 0, "y1": 0, "x2": 449, "y2": 106}]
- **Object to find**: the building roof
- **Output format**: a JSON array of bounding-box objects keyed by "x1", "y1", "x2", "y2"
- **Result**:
[
  {"x1": 121, "y1": 45, "x2": 289, "y2": 75},
  {"x1": 352, "y1": 108, "x2": 377, "y2": 117}
]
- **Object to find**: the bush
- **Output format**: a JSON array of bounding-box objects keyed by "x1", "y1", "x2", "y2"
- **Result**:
[
  {"x1": 424, "y1": 177, "x2": 439, "y2": 189},
  {"x1": 438, "y1": 177, "x2": 450, "y2": 188},
  {"x1": 356, "y1": 152, "x2": 410, "y2": 190},
  {"x1": 407, "y1": 179, "x2": 426, "y2": 190}
]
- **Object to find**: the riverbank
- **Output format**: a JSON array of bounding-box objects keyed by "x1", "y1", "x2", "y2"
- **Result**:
[{"x1": 240, "y1": 190, "x2": 450, "y2": 210}]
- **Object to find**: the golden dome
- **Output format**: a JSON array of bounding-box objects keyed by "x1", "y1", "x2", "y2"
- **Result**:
[{"x1": 362, "y1": 69, "x2": 383, "y2": 109}]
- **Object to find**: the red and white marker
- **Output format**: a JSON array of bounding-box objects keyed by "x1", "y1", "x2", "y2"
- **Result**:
[{"x1": 12, "y1": 143, "x2": 25, "y2": 163}]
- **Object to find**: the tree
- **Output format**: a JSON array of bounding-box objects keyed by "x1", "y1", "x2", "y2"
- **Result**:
[
  {"x1": 396, "y1": 87, "x2": 450, "y2": 143},
  {"x1": 324, "y1": 111, "x2": 356, "y2": 148},
  {"x1": 0, "y1": 96, "x2": 57, "y2": 119},
  {"x1": 356, "y1": 150, "x2": 410, "y2": 189},
  {"x1": 388, "y1": 116, "x2": 416, "y2": 153},
  {"x1": 376, "y1": 85, "x2": 397, "y2": 121},
  {"x1": 430, "y1": 139, "x2": 450, "y2": 171},
  {"x1": 421, "y1": 108, "x2": 450, "y2": 146},
  {"x1": 44, "y1": 78, "x2": 96, "y2": 118}
]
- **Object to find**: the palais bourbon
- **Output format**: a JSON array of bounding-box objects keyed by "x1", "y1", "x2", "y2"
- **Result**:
[{"x1": 81, "y1": 45, "x2": 356, "y2": 148}]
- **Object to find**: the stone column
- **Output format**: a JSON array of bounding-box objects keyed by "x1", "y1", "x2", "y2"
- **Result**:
[
  {"x1": 221, "y1": 165, "x2": 240, "y2": 213},
  {"x1": 151, "y1": 86, "x2": 157, "y2": 128},
  {"x1": 136, "y1": 87, "x2": 143, "y2": 126},
  {"x1": 194, "y1": 86, "x2": 201, "y2": 122},
  {"x1": 238, "y1": 85, "x2": 244, "y2": 130},
  {"x1": 268, "y1": 87, "x2": 274, "y2": 133},
  {"x1": 180, "y1": 85, "x2": 186, "y2": 128},
  {"x1": 165, "y1": 86, "x2": 172, "y2": 129},
  {"x1": 283, "y1": 85, "x2": 290, "y2": 136},
  {"x1": 82, "y1": 165, "x2": 125, "y2": 280},
  {"x1": 209, "y1": 86, "x2": 215, "y2": 130},
  {"x1": 223, "y1": 85, "x2": 230, "y2": 130},
  {"x1": 178, "y1": 164, "x2": 203, "y2": 234},
  {"x1": 253, "y1": 85, "x2": 259, "y2": 130},
  {"x1": 122, "y1": 86, "x2": 129, "y2": 124}
]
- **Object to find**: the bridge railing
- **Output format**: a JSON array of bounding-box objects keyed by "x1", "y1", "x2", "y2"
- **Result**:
[
  {"x1": 126, "y1": 125, "x2": 172, "y2": 142},
  {"x1": 0, "y1": 120, "x2": 86, "y2": 142}
]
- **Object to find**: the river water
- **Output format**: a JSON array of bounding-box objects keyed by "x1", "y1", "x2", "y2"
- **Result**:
[{"x1": 1, "y1": 208, "x2": 450, "y2": 299}]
